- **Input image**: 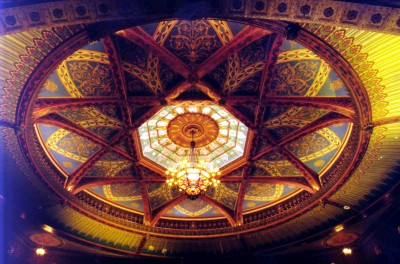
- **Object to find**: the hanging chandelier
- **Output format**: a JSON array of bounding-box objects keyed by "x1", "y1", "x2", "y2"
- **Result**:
[{"x1": 165, "y1": 126, "x2": 221, "y2": 200}]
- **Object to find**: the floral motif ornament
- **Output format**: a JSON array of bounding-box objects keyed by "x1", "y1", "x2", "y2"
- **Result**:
[{"x1": 167, "y1": 20, "x2": 221, "y2": 65}]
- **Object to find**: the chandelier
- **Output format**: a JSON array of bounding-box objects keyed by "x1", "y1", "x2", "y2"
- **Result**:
[{"x1": 165, "y1": 127, "x2": 221, "y2": 200}]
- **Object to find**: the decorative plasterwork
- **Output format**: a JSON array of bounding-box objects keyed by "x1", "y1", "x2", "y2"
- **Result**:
[
  {"x1": 1, "y1": 8, "x2": 398, "y2": 257},
  {"x1": 0, "y1": 0, "x2": 399, "y2": 36}
]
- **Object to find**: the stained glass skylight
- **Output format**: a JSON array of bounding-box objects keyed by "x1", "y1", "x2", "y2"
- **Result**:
[{"x1": 138, "y1": 105, "x2": 249, "y2": 170}]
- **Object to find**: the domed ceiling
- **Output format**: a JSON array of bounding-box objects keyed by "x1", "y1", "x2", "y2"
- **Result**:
[
  {"x1": 31, "y1": 19, "x2": 356, "y2": 224},
  {"x1": 3, "y1": 3, "x2": 399, "y2": 258}
]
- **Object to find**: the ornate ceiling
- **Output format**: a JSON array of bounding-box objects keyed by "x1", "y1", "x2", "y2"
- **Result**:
[{"x1": 0, "y1": 0, "x2": 400, "y2": 260}]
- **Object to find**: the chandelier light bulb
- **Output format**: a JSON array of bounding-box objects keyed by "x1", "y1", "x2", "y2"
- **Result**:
[{"x1": 165, "y1": 126, "x2": 221, "y2": 199}]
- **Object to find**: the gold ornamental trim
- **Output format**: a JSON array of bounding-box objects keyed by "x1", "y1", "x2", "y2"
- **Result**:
[{"x1": 167, "y1": 113, "x2": 219, "y2": 148}]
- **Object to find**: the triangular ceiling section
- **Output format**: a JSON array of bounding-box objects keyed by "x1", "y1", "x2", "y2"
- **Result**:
[
  {"x1": 242, "y1": 183, "x2": 299, "y2": 212},
  {"x1": 163, "y1": 198, "x2": 224, "y2": 218},
  {"x1": 252, "y1": 150, "x2": 303, "y2": 177},
  {"x1": 88, "y1": 182, "x2": 144, "y2": 212},
  {"x1": 174, "y1": 85, "x2": 212, "y2": 100},
  {"x1": 83, "y1": 151, "x2": 134, "y2": 177},
  {"x1": 231, "y1": 103, "x2": 258, "y2": 124},
  {"x1": 147, "y1": 183, "x2": 180, "y2": 211},
  {"x1": 36, "y1": 123, "x2": 102, "y2": 175},
  {"x1": 285, "y1": 123, "x2": 351, "y2": 174},
  {"x1": 163, "y1": 20, "x2": 223, "y2": 68},
  {"x1": 263, "y1": 107, "x2": 329, "y2": 141},
  {"x1": 205, "y1": 183, "x2": 239, "y2": 210}
]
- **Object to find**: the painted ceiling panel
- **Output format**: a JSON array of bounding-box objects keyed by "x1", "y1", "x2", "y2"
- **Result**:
[
  {"x1": 238, "y1": 35, "x2": 271, "y2": 69},
  {"x1": 38, "y1": 71, "x2": 71, "y2": 97},
  {"x1": 88, "y1": 184, "x2": 144, "y2": 212},
  {"x1": 252, "y1": 150, "x2": 303, "y2": 177},
  {"x1": 286, "y1": 123, "x2": 350, "y2": 172},
  {"x1": 85, "y1": 126, "x2": 120, "y2": 141},
  {"x1": 36, "y1": 123, "x2": 102, "y2": 174},
  {"x1": 115, "y1": 35, "x2": 148, "y2": 69},
  {"x1": 226, "y1": 21, "x2": 247, "y2": 36},
  {"x1": 203, "y1": 61, "x2": 227, "y2": 94},
  {"x1": 205, "y1": 183, "x2": 239, "y2": 210},
  {"x1": 65, "y1": 60, "x2": 118, "y2": 96},
  {"x1": 253, "y1": 137, "x2": 272, "y2": 158},
  {"x1": 57, "y1": 106, "x2": 124, "y2": 130},
  {"x1": 164, "y1": 198, "x2": 223, "y2": 218},
  {"x1": 124, "y1": 72, "x2": 156, "y2": 96},
  {"x1": 158, "y1": 60, "x2": 185, "y2": 92},
  {"x1": 140, "y1": 22, "x2": 160, "y2": 37},
  {"x1": 269, "y1": 59, "x2": 323, "y2": 96},
  {"x1": 163, "y1": 20, "x2": 223, "y2": 68},
  {"x1": 231, "y1": 71, "x2": 262, "y2": 96},
  {"x1": 243, "y1": 184, "x2": 298, "y2": 211},
  {"x1": 317, "y1": 70, "x2": 350, "y2": 96},
  {"x1": 224, "y1": 167, "x2": 244, "y2": 177},
  {"x1": 147, "y1": 183, "x2": 179, "y2": 210},
  {"x1": 263, "y1": 107, "x2": 329, "y2": 141},
  {"x1": 280, "y1": 39, "x2": 307, "y2": 52},
  {"x1": 48, "y1": 148, "x2": 83, "y2": 174}
]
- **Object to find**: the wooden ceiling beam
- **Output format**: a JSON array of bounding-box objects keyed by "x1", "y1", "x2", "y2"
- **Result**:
[
  {"x1": 164, "y1": 80, "x2": 192, "y2": 100},
  {"x1": 251, "y1": 145, "x2": 275, "y2": 161},
  {"x1": 150, "y1": 195, "x2": 187, "y2": 227},
  {"x1": 196, "y1": 80, "x2": 222, "y2": 101},
  {"x1": 36, "y1": 113, "x2": 109, "y2": 146},
  {"x1": 36, "y1": 114, "x2": 134, "y2": 161},
  {"x1": 125, "y1": 133, "x2": 140, "y2": 161},
  {"x1": 200, "y1": 195, "x2": 236, "y2": 227},
  {"x1": 102, "y1": 36, "x2": 135, "y2": 129},
  {"x1": 372, "y1": 115, "x2": 400, "y2": 127},
  {"x1": 278, "y1": 112, "x2": 352, "y2": 146},
  {"x1": 72, "y1": 176, "x2": 166, "y2": 195},
  {"x1": 33, "y1": 97, "x2": 119, "y2": 117},
  {"x1": 139, "y1": 167, "x2": 153, "y2": 226},
  {"x1": 196, "y1": 26, "x2": 271, "y2": 78},
  {"x1": 254, "y1": 34, "x2": 285, "y2": 128},
  {"x1": 165, "y1": 79, "x2": 223, "y2": 101},
  {"x1": 222, "y1": 103, "x2": 255, "y2": 129},
  {"x1": 140, "y1": 184, "x2": 152, "y2": 226},
  {"x1": 132, "y1": 104, "x2": 163, "y2": 129},
  {"x1": 234, "y1": 180, "x2": 246, "y2": 226},
  {"x1": 280, "y1": 147, "x2": 321, "y2": 192},
  {"x1": 116, "y1": 28, "x2": 191, "y2": 79},
  {"x1": 221, "y1": 176, "x2": 315, "y2": 193},
  {"x1": 234, "y1": 164, "x2": 252, "y2": 225},
  {"x1": 66, "y1": 131, "x2": 129, "y2": 190},
  {"x1": 252, "y1": 112, "x2": 351, "y2": 161},
  {"x1": 266, "y1": 96, "x2": 355, "y2": 117},
  {"x1": 66, "y1": 147, "x2": 109, "y2": 190}
]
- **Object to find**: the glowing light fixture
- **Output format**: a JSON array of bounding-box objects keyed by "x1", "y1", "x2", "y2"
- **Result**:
[
  {"x1": 334, "y1": 225, "x2": 344, "y2": 232},
  {"x1": 42, "y1": 224, "x2": 54, "y2": 233},
  {"x1": 342, "y1": 247, "x2": 352, "y2": 255},
  {"x1": 166, "y1": 126, "x2": 221, "y2": 200},
  {"x1": 36, "y1": 247, "x2": 46, "y2": 256}
]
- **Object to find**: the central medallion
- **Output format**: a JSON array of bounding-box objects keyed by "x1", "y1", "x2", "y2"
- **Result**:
[{"x1": 167, "y1": 113, "x2": 219, "y2": 148}]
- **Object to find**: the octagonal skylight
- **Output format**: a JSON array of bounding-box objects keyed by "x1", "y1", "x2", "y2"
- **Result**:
[{"x1": 138, "y1": 105, "x2": 249, "y2": 170}]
